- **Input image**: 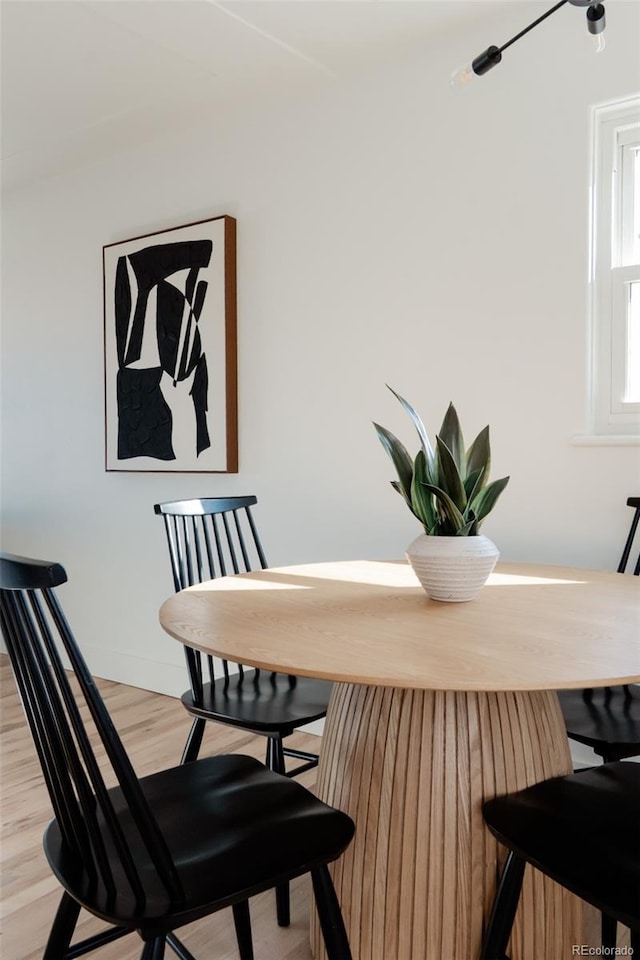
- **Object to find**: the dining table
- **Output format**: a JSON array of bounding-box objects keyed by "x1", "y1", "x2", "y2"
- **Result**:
[{"x1": 159, "y1": 559, "x2": 640, "y2": 960}]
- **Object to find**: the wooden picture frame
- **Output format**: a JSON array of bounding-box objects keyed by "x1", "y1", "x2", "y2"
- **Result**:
[{"x1": 103, "y1": 215, "x2": 237, "y2": 472}]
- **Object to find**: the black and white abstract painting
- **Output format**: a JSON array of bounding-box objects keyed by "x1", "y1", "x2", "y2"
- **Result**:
[{"x1": 104, "y1": 216, "x2": 237, "y2": 472}]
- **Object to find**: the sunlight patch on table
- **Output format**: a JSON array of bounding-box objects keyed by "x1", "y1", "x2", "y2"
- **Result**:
[
  {"x1": 266, "y1": 560, "x2": 419, "y2": 588},
  {"x1": 486, "y1": 573, "x2": 587, "y2": 587}
]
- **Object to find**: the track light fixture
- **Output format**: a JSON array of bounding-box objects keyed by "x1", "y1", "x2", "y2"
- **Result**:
[{"x1": 451, "y1": 0, "x2": 607, "y2": 86}]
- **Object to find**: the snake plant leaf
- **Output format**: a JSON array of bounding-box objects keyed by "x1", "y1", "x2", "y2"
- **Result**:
[
  {"x1": 457, "y1": 519, "x2": 476, "y2": 536},
  {"x1": 470, "y1": 475, "x2": 510, "y2": 524},
  {"x1": 411, "y1": 450, "x2": 437, "y2": 532},
  {"x1": 466, "y1": 508, "x2": 479, "y2": 536},
  {"x1": 390, "y1": 479, "x2": 412, "y2": 509},
  {"x1": 438, "y1": 403, "x2": 465, "y2": 474},
  {"x1": 373, "y1": 422, "x2": 414, "y2": 501},
  {"x1": 423, "y1": 483, "x2": 466, "y2": 532},
  {"x1": 386, "y1": 384, "x2": 435, "y2": 467},
  {"x1": 435, "y1": 436, "x2": 466, "y2": 512},
  {"x1": 463, "y1": 466, "x2": 485, "y2": 502},
  {"x1": 466, "y1": 425, "x2": 491, "y2": 485}
]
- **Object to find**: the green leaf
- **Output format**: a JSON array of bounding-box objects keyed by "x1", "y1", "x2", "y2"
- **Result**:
[
  {"x1": 373, "y1": 422, "x2": 414, "y2": 501},
  {"x1": 466, "y1": 426, "x2": 491, "y2": 484},
  {"x1": 424, "y1": 483, "x2": 466, "y2": 532},
  {"x1": 390, "y1": 479, "x2": 410, "y2": 504},
  {"x1": 435, "y1": 436, "x2": 466, "y2": 512},
  {"x1": 438, "y1": 403, "x2": 465, "y2": 474},
  {"x1": 463, "y1": 466, "x2": 485, "y2": 502},
  {"x1": 460, "y1": 507, "x2": 479, "y2": 536},
  {"x1": 457, "y1": 519, "x2": 476, "y2": 536},
  {"x1": 470, "y1": 475, "x2": 510, "y2": 525},
  {"x1": 411, "y1": 450, "x2": 437, "y2": 532},
  {"x1": 391, "y1": 481, "x2": 424, "y2": 526},
  {"x1": 386, "y1": 384, "x2": 435, "y2": 467}
]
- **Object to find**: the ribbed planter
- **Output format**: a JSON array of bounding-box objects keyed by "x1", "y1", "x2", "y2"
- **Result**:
[{"x1": 406, "y1": 533, "x2": 499, "y2": 602}]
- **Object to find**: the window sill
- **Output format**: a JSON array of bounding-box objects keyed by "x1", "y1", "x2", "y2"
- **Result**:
[{"x1": 570, "y1": 434, "x2": 640, "y2": 447}]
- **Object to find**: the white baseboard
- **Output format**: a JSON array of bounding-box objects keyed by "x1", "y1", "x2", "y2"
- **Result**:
[
  {"x1": 84, "y1": 645, "x2": 188, "y2": 698},
  {"x1": 83, "y1": 645, "x2": 324, "y2": 736},
  {"x1": 299, "y1": 719, "x2": 325, "y2": 736},
  {"x1": 569, "y1": 741, "x2": 601, "y2": 768}
]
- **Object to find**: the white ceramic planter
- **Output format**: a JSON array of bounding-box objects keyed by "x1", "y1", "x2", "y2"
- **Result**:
[{"x1": 406, "y1": 533, "x2": 499, "y2": 602}]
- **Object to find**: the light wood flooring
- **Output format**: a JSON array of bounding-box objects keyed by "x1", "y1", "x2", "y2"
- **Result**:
[{"x1": 0, "y1": 655, "x2": 318, "y2": 960}]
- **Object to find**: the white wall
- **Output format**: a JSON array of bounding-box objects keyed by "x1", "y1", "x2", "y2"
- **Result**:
[{"x1": 2, "y1": 3, "x2": 639, "y2": 695}]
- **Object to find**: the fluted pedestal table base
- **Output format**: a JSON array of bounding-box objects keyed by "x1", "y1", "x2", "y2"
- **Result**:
[{"x1": 311, "y1": 684, "x2": 581, "y2": 960}]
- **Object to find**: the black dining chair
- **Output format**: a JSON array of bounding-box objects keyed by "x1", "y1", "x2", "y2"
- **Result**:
[
  {"x1": 556, "y1": 496, "x2": 640, "y2": 763},
  {"x1": 0, "y1": 552, "x2": 354, "y2": 960},
  {"x1": 154, "y1": 497, "x2": 333, "y2": 771},
  {"x1": 480, "y1": 762, "x2": 640, "y2": 959}
]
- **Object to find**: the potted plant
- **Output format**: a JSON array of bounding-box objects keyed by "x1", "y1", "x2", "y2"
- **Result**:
[{"x1": 373, "y1": 385, "x2": 509, "y2": 601}]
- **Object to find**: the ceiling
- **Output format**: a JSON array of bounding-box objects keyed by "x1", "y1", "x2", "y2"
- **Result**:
[{"x1": 1, "y1": 0, "x2": 510, "y2": 191}]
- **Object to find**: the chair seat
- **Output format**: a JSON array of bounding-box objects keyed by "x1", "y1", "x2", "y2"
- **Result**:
[
  {"x1": 44, "y1": 754, "x2": 354, "y2": 933},
  {"x1": 482, "y1": 762, "x2": 640, "y2": 931},
  {"x1": 181, "y1": 672, "x2": 333, "y2": 735},
  {"x1": 557, "y1": 686, "x2": 640, "y2": 760}
]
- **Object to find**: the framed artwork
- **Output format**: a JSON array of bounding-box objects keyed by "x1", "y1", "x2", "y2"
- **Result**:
[{"x1": 103, "y1": 215, "x2": 237, "y2": 472}]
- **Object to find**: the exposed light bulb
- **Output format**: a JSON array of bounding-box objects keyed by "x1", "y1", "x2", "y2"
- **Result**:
[
  {"x1": 450, "y1": 46, "x2": 502, "y2": 87},
  {"x1": 450, "y1": 62, "x2": 476, "y2": 87},
  {"x1": 586, "y1": 3, "x2": 606, "y2": 51}
]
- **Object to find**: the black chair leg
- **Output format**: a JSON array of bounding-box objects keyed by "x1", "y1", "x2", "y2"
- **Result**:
[
  {"x1": 275, "y1": 884, "x2": 290, "y2": 929},
  {"x1": 480, "y1": 851, "x2": 526, "y2": 960},
  {"x1": 43, "y1": 891, "x2": 81, "y2": 959},
  {"x1": 311, "y1": 865, "x2": 352, "y2": 960},
  {"x1": 140, "y1": 936, "x2": 165, "y2": 960},
  {"x1": 601, "y1": 914, "x2": 617, "y2": 948},
  {"x1": 181, "y1": 717, "x2": 206, "y2": 764},
  {"x1": 265, "y1": 736, "x2": 284, "y2": 772},
  {"x1": 266, "y1": 736, "x2": 291, "y2": 927},
  {"x1": 232, "y1": 900, "x2": 255, "y2": 960}
]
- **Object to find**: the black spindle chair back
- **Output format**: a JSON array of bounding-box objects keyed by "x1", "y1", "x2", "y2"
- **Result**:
[
  {"x1": 155, "y1": 496, "x2": 286, "y2": 703},
  {"x1": 0, "y1": 554, "x2": 183, "y2": 914},
  {"x1": 617, "y1": 496, "x2": 640, "y2": 576}
]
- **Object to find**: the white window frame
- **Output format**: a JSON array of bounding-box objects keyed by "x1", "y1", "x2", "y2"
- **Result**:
[{"x1": 588, "y1": 95, "x2": 640, "y2": 439}]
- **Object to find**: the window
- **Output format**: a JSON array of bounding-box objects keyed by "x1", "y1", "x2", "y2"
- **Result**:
[{"x1": 589, "y1": 96, "x2": 640, "y2": 438}]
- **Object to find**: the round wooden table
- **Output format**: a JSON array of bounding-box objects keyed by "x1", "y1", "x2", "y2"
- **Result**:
[{"x1": 159, "y1": 560, "x2": 640, "y2": 960}]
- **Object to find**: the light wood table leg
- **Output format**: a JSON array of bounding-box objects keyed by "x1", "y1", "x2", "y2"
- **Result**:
[{"x1": 311, "y1": 683, "x2": 581, "y2": 960}]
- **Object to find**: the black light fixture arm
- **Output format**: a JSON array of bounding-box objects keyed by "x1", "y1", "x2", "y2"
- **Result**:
[
  {"x1": 454, "y1": 0, "x2": 606, "y2": 83},
  {"x1": 499, "y1": 0, "x2": 569, "y2": 54},
  {"x1": 471, "y1": 0, "x2": 569, "y2": 75}
]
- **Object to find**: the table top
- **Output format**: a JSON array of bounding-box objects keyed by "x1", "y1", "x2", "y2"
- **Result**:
[{"x1": 159, "y1": 560, "x2": 640, "y2": 692}]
